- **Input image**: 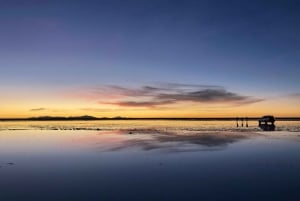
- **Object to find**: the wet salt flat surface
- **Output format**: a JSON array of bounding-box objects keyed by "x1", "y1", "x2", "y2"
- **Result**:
[
  {"x1": 1, "y1": 120, "x2": 300, "y2": 132},
  {"x1": 1, "y1": 122, "x2": 300, "y2": 201}
]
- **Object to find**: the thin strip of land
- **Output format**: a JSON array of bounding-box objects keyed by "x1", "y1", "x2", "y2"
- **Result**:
[{"x1": 0, "y1": 116, "x2": 300, "y2": 121}]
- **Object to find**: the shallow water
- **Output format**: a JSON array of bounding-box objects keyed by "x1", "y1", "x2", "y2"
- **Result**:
[
  {"x1": 0, "y1": 128, "x2": 300, "y2": 201},
  {"x1": 1, "y1": 120, "x2": 300, "y2": 132}
]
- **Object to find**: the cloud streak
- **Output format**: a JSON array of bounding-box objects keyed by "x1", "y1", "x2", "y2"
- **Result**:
[
  {"x1": 83, "y1": 83, "x2": 263, "y2": 108},
  {"x1": 289, "y1": 93, "x2": 300, "y2": 98},
  {"x1": 30, "y1": 108, "x2": 46, "y2": 112}
]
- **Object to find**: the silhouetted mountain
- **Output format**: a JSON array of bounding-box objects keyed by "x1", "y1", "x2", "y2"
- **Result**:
[{"x1": 28, "y1": 115, "x2": 98, "y2": 121}]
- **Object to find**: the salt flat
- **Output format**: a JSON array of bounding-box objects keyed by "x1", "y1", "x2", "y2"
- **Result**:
[{"x1": 1, "y1": 125, "x2": 300, "y2": 201}]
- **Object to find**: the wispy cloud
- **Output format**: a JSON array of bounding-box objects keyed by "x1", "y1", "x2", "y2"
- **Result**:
[
  {"x1": 112, "y1": 100, "x2": 175, "y2": 108},
  {"x1": 71, "y1": 83, "x2": 264, "y2": 108},
  {"x1": 81, "y1": 108, "x2": 149, "y2": 112},
  {"x1": 289, "y1": 93, "x2": 300, "y2": 98},
  {"x1": 30, "y1": 108, "x2": 46, "y2": 112}
]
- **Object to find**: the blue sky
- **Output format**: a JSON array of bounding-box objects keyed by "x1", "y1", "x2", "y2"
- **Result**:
[{"x1": 0, "y1": 0, "x2": 299, "y2": 117}]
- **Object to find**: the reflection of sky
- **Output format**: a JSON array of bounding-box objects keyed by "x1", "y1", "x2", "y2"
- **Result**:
[
  {"x1": 1, "y1": 120, "x2": 300, "y2": 132},
  {"x1": 1, "y1": 130, "x2": 300, "y2": 201},
  {"x1": 1, "y1": 1, "x2": 300, "y2": 117}
]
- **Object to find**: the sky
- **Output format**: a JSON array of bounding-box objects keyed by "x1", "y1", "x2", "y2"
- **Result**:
[{"x1": 0, "y1": 0, "x2": 300, "y2": 118}]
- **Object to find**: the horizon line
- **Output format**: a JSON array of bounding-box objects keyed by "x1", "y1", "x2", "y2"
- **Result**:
[{"x1": 1, "y1": 116, "x2": 300, "y2": 121}]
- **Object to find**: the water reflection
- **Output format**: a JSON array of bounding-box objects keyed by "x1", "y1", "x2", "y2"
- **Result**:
[
  {"x1": 1, "y1": 130, "x2": 300, "y2": 201},
  {"x1": 106, "y1": 129, "x2": 253, "y2": 152},
  {"x1": 1, "y1": 120, "x2": 300, "y2": 132},
  {"x1": 259, "y1": 124, "x2": 276, "y2": 131}
]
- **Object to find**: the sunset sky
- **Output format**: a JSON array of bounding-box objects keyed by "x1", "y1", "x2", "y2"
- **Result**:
[{"x1": 1, "y1": 0, "x2": 300, "y2": 118}]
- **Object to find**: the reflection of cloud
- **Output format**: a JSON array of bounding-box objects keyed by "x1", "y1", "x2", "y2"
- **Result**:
[
  {"x1": 106, "y1": 129, "x2": 253, "y2": 153},
  {"x1": 30, "y1": 108, "x2": 46, "y2": 112},
  {"x1": 74, "y1": 83, "x2": 264, "y2": 108}
]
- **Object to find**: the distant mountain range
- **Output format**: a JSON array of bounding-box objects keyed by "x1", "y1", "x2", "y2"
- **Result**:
[{"x1": 28, "y1": 115, "x2": 99, "y2": 120}]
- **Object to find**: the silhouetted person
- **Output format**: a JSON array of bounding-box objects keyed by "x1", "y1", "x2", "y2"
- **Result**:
[
  {"x1": 236, "y1": 117, "x2": 239, "y2": 127},
  {"x1": 246, "y1": 117, "x2": 248, "y2": 127},
  {"x1": 241, "y1": 118, "x2": 244, "y2": 127}
]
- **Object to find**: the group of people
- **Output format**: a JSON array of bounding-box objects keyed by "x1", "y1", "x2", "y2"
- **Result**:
[{"x1": 236, "y1": 117, "x2": 248, "y2": 127}]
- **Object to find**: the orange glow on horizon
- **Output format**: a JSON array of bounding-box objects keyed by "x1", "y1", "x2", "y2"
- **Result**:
[
  {"x1": 1, "y1": 87, "x2": 299, "y2": 118},
  {"x1": 1, "y1": 100, "x2": 300, "y2": 118}
]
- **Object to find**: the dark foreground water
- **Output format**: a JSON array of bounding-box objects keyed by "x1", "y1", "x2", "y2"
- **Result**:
[{"x1": 1, "y1": 122, "x2": 300, "y2": 201}]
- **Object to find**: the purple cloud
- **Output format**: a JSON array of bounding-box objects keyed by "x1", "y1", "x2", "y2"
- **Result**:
[{"x1": 93, "y1": 83, "x2": 264, "y2": 108}]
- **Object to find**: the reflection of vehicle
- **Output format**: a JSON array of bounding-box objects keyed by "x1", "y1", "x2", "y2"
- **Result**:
[
  {"x1": 258, "y1": 115, "x2": 275, "y2": 125},
  {"x1": 258, "y1": 115, "x2": 275, "y2": 131}
]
